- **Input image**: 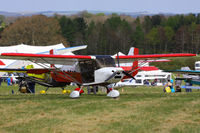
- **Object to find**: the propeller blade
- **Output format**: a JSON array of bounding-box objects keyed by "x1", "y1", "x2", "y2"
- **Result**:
[
  {"x1": 122, "y1": 71, "x2": 136, "y2": 80},
  {"x1": 117, "y1": 52, "x2": 120, "y2": 67},
  {"x1": 105, "y1": 72, "x2": 118, "y2": 82}
]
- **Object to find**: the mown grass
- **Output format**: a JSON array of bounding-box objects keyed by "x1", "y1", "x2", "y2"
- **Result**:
[{"x1": 0, "y1": 83, "x2": 200, "y2": 133}]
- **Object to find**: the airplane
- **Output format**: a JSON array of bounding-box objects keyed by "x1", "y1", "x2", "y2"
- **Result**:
[
  {"x1": 0, "y1": 44, "x2": 87, "y2": 90},
  {"x1": 0, "y1": 47, "x2": 196, "y2": 98},
  {"x1": 0, "y1": 44, "x2": 87, "y2": 69},
  {"x1": 164, "y1": 67, "x2": 200, "y2": 89}
]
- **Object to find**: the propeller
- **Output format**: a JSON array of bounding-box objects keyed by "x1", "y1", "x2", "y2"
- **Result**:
[
  {"x1": 117, "y1": 52, "x2": 120, "y2": 67},
  {"x1": 116, "y1": 51, "x2": 135, "y2": 80},
  {"x1": 122, "y1": 71, "x2": 136, "y2": 80},
  {"x1": 105, "y1": 71, "x2": 118, "y2": 82},
  {"x1": 105, "y1": 70, "x2": 136, "y2": 82}
]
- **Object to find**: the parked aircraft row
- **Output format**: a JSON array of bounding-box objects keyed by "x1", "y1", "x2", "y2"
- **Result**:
[{"x1": 0, "y1": 44, "x2": 196, "y2": 98}]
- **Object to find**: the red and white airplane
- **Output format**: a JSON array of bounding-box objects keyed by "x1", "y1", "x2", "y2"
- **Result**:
[{"x1": 0, "y1": 47, "x2": 196, "y2": 98}]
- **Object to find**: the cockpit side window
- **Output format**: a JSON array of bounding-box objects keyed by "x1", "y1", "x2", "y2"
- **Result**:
[
  {"x1": 195, "y1": 63, "x2": 200, "y2": 67},
  {"x1": 96, "y1": 56, "x2": 116, "y2": 67}
]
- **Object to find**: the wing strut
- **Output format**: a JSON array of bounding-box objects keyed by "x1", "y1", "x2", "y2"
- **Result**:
[{"x1": 28, "y1": 58, "x2": 82, "y2": 86}]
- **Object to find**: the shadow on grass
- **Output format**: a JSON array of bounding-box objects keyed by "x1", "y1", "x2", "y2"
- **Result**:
[
  {"x1": 0, "y1": 92, "x2": 166, "y2": 101},
  {"x1": 0, "y1": 91, "x2": 199, "y2": 102}
]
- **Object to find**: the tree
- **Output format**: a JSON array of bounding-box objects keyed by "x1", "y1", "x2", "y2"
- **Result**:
[
  {"x1": 86, "y1": 21, "x2": 102, "y2": 54},
  {"x1": 151, "y1": 15, "x2": 162, "y2": 27},
  {"x1": 131, "y1": 25, "x2": 144, "y2": 50},
  {"x1": 0, "y1": 15, "x2": 6, "y2": 36},
  {"x1": 142, "y1": 16, "x2": 153, "y2": 33},
  {"x1": 174, "y1": 26, "x2": 190, "y2": 52},
  {"x1": 59, "y1": 16, "x2": 76, "y2": 44},
  {"x1": 103, "y1": 16, "x2": 132, "y2": 54},
  {"x1": 164, "y1": 26, "x2": 175, "y2": 52},
  {"x1": 146, "y1": 27, "x2": 160, "y2": 53},
  {"x1": 0, "y1": 15, "x2": 66, "y2": 46},
  {"x1": 0, "y1": 15, "x2": 5, "y2": 24}
]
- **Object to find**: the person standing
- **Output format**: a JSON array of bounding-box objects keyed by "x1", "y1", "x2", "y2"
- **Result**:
[
  {"x1": 175, "y1": 75, "x2": 182, "y2": 92},
  {"x1": 7, "y1": 76, "x2": 11, "y2": 86},
  {"x1": 170, "y1": 79, "x2": 175, "y2": 93},
  {"x1": 0, "y1": 76, "x2": 2, "y2": 86},
  {"x1": 185, "y1": 82, "x2": 192, "y2": 92}
]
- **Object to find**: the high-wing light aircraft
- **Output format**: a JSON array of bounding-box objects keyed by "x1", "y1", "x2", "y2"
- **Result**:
[
  {"x1": 0, "y1": 48, "x2": 196, "y2": 98},
  {"x1": 164, "y1": 67, "x2": 200, "y2": 89}
]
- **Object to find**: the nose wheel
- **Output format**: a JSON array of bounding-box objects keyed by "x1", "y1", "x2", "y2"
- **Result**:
[
  {"x1": 107, "y1": 88, "x2": 120, "y2": 98},
  {"x1": 69, "y1": 90, "x2": 80, "y2": 98},
  {"x1": 69, "y1": 87, "x2": 84, "y2": 98},
  {"x1": 69, "y1": 87, "x2": 120, "y2": 98}
]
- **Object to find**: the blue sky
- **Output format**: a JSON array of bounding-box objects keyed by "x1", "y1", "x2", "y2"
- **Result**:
[{"x1": 1, "y1": 0, "x2": 200, "y2": 14}]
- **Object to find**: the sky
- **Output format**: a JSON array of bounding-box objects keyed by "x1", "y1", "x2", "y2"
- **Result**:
[{"x1": 1, "y1": 0, "x2": 200, "y2": 14}]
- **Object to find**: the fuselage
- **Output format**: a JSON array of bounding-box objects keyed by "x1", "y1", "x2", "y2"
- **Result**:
[{"x1": 50, "y1": 56, "x2": 125, "y2": 86}]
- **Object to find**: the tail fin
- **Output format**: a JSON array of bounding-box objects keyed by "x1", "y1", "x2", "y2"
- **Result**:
[
  {"x1": 49, "y1": 49, "x2": 56, "y2": 68},
  {"x1": 122, "y1": 47, "x2": 139, "y2": 80},
  {"x1": 131, "y1": 48, "x2": 139, "y2": 77},
  {"x1": 128, "y1": 47, "x2": 139, "y2": 55}
]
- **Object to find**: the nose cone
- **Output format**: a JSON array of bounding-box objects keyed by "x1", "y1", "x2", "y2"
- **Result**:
[
  {"x1": 105, "y1": 67, "x2": 124, "y2": 83},
  {"x1": 95, "y1": 67, "x2": 124, "y2": 84}
]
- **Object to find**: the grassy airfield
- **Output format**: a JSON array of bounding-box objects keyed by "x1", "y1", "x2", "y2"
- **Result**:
[{"x1": 0, "y1": 83, "x2": 200, "y2": 133}]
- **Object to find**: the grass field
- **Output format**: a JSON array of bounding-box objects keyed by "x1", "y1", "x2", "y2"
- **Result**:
[{"x1": 0, "y1": 83, "x2": 200, "y2": 133}]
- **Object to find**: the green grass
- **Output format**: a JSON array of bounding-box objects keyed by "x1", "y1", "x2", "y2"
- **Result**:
[{"x1": 0, "y1": 83, "x2": 200, "y2": 133}]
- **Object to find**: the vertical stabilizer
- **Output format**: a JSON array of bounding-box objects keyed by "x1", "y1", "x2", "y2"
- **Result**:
[
  {"x1": 128, "y1": 47, "x2": 139, "y2": 55},
  {"x1": 131, "y1": 48, "x2": 139, "y2": 77},
  {"x1": 50, "y1": 49, "x2": 55, "y2": 68}
]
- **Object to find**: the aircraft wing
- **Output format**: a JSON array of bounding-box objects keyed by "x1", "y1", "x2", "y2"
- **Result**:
[
  {"x1": 0, "y1": 68, "x2": 51, "y2": 74},
  {"x1": 115, "y1": 53, "x2": 195, "y2": 59},
  {"x1": 0, "y1": 68, "x2": 27, "y2": 73},
  {"x1": 39, "y1": 45, "x2": 87, "y2": 55},
  {"x1": 0, "y1": 53, "x2": 196, "y2": 65},
  {"x1": 114, "y1": 53, "x2": 196, "y2": 63},
  {"x1": 164, "y1": 69, "x2": 200, "y2": 75},
  {"x1": 0, "y1": 53, "x2": 93, "y2": 65}
]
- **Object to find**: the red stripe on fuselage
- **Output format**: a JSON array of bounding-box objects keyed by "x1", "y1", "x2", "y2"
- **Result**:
[{"x1": 51, "y1": 71, "x2": 82, "y2": 84}]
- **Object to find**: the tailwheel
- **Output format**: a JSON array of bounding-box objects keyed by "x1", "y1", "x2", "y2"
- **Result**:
[
  {"x1": 62, "y1": 90, "x2": 67, "y2": 94},
  {"x1": 69, "y1": 87, "x2": 84, "y2": 98},
  {"x1": 62, "y1": 90, "x2": 71, "y2": 94},
  {"x1": 40, "y1": 87, "x2": 49, "y2": 94},
  {"x1": 107, "y1": 88, "x2": 120, "y2": 98},
  {"x1": 40, "y1": 90, "x2": 46, "y2": 94}
]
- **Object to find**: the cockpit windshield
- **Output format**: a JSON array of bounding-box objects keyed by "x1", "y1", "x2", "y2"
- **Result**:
[
  {"x1": 96, "y1": 56, "x2": 116, "y2": 68},
  {"x1": 195, "y1": 63, "x2": 200, "y2": 67}
]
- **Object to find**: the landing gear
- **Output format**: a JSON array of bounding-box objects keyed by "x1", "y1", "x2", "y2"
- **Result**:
[
  {"x1": 40, "y1": 87, "x2": 49, "y2": 94},
  {"x1": 18, "y1": 78, "x2": 35, "y2": 93},
  {"x1": 106, "y1": 87, "x2": 120, "y2": 98},
  {"x1": 69, "y1": 86, "x2": 120, "y2": 98},
  {"x1": 62, "y1": 88, "x2": 71, "y2": 94},
  {"x1": 69, "y1": 87, "x2": 84, "y2": 98},
  {"x1": 69, "y1": 90, "x2": 80, "y2": 98}
]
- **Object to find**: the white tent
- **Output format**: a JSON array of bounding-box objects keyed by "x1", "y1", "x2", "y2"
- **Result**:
[
  {"x1": 0, "y1": 43, "x2": 65, "y2": 54},
  {"x1": 0, "y1": 43, "x2": 66, "y2": 69}
]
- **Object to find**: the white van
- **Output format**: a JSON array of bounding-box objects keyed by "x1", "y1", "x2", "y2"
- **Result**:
[{"x1": 195, "y1": 61, "x2": 200, "y2": 70}]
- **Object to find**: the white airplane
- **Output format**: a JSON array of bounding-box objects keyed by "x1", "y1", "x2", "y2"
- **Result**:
[{"x1": 0, "y1": 44, "x2": 87, "y2": 70}]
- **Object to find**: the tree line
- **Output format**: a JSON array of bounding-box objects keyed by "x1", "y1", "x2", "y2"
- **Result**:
[{"x1": 0, "y1": 12, "x2": 200, "y2": 55}]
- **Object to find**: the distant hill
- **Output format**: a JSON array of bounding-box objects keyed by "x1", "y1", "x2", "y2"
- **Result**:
[
  {"x1": 0, "y1": 11, "x2": 22, "y2": 17},
  {"x1": 0, "y1": 10, "x2": 157, "y2": 17}
]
